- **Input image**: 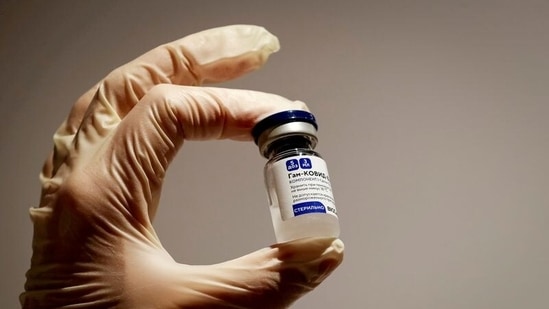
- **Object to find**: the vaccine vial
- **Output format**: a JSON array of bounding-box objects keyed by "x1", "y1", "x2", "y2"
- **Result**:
[{"x1": 252, "y1": 110, "x2": 340, "y2": 243}]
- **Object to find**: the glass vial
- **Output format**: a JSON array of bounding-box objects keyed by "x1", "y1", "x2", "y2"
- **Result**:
[{"x1": 252, "y1": 110, "x2": 340, "y2": 243}]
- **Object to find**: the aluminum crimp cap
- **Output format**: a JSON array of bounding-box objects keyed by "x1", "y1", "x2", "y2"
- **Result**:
[{"x1": 252, "y1": 110, "x2": 319, "y2": 158}]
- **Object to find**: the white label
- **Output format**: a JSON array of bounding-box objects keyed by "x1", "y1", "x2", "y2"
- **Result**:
[{"x1": 269, "y1": 155, "x2": 337, "y2": 221}]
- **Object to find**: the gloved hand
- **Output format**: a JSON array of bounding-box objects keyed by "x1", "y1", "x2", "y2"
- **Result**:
[{"x1": 20, "y1": 25, "x2": 344, "y2": 308}]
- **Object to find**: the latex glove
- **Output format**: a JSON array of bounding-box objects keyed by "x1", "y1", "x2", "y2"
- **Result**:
[{"x1": 21, "y1": 25, "x2": 344, "y2": 309}]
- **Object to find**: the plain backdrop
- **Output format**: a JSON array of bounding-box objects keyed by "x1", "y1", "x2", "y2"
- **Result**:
[{"x1": 1, "y1": 1, "x2": 548, "y2": 308}]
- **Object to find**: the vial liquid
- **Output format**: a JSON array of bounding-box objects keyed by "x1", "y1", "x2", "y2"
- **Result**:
[{"x1": 252, "y1": 110, "x2": 340, "y2": 243}]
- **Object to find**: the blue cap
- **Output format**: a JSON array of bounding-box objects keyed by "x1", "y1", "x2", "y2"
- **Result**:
[{"x1": 252, "y1": 110, "x2": 318, "y2": 144}]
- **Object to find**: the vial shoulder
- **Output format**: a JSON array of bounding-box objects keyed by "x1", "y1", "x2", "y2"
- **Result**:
[{"x1": 268, "y1": 148, "x2": 323, "y2": 164}]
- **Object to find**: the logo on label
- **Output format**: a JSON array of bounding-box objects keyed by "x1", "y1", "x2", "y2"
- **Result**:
[
  {"x1": 286, "y1": 159, "x2": 299, "y2": 171},
  {"x1": 299, "y1": 158, "x2": 312, "y2": 169}
]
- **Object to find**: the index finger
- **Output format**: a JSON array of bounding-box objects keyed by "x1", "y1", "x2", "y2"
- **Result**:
[{"x1": 45, "y1": 25, "x2": 279, "y2": 177}]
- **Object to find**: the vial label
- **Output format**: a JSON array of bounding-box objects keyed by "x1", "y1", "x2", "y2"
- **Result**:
[{"x1": 271, "y1": 155, "x2": 337, "y2": 221}]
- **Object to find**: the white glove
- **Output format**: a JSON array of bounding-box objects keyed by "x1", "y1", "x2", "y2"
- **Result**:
[{"x1": 21, "y1": 25, "x2": 344, "y2": 308}]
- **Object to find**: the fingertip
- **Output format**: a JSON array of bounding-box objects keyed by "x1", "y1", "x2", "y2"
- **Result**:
[
  {"x1": 180, "y1": 24, "x2": 283, "y2": 84},
  {"x1": 293, "y1": 100, "x2": 310, "y2": 112},
  {"x1": 331, "y1": 238, "x2": 345, "y2": 255},
  {"x1": 258, "y1": 25, "x2": 280, "y2": 54},
  {"x1": 273, "y1": 237, "x2": 345, "y2": 263}
]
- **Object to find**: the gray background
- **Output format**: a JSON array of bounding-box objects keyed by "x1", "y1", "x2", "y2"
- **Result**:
[{"x1": 1, "y1": 0, "x2": 548, "y2": 308}]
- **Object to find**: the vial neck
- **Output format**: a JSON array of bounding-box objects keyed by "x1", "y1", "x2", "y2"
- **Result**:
[{"x1": 265, "y1": 135, "x2": 316, "y2": 159}]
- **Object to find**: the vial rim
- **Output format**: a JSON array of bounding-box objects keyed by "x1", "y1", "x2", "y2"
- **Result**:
[{"x1": 252, "y1": 110, "x2": 318, "y2": 144}]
